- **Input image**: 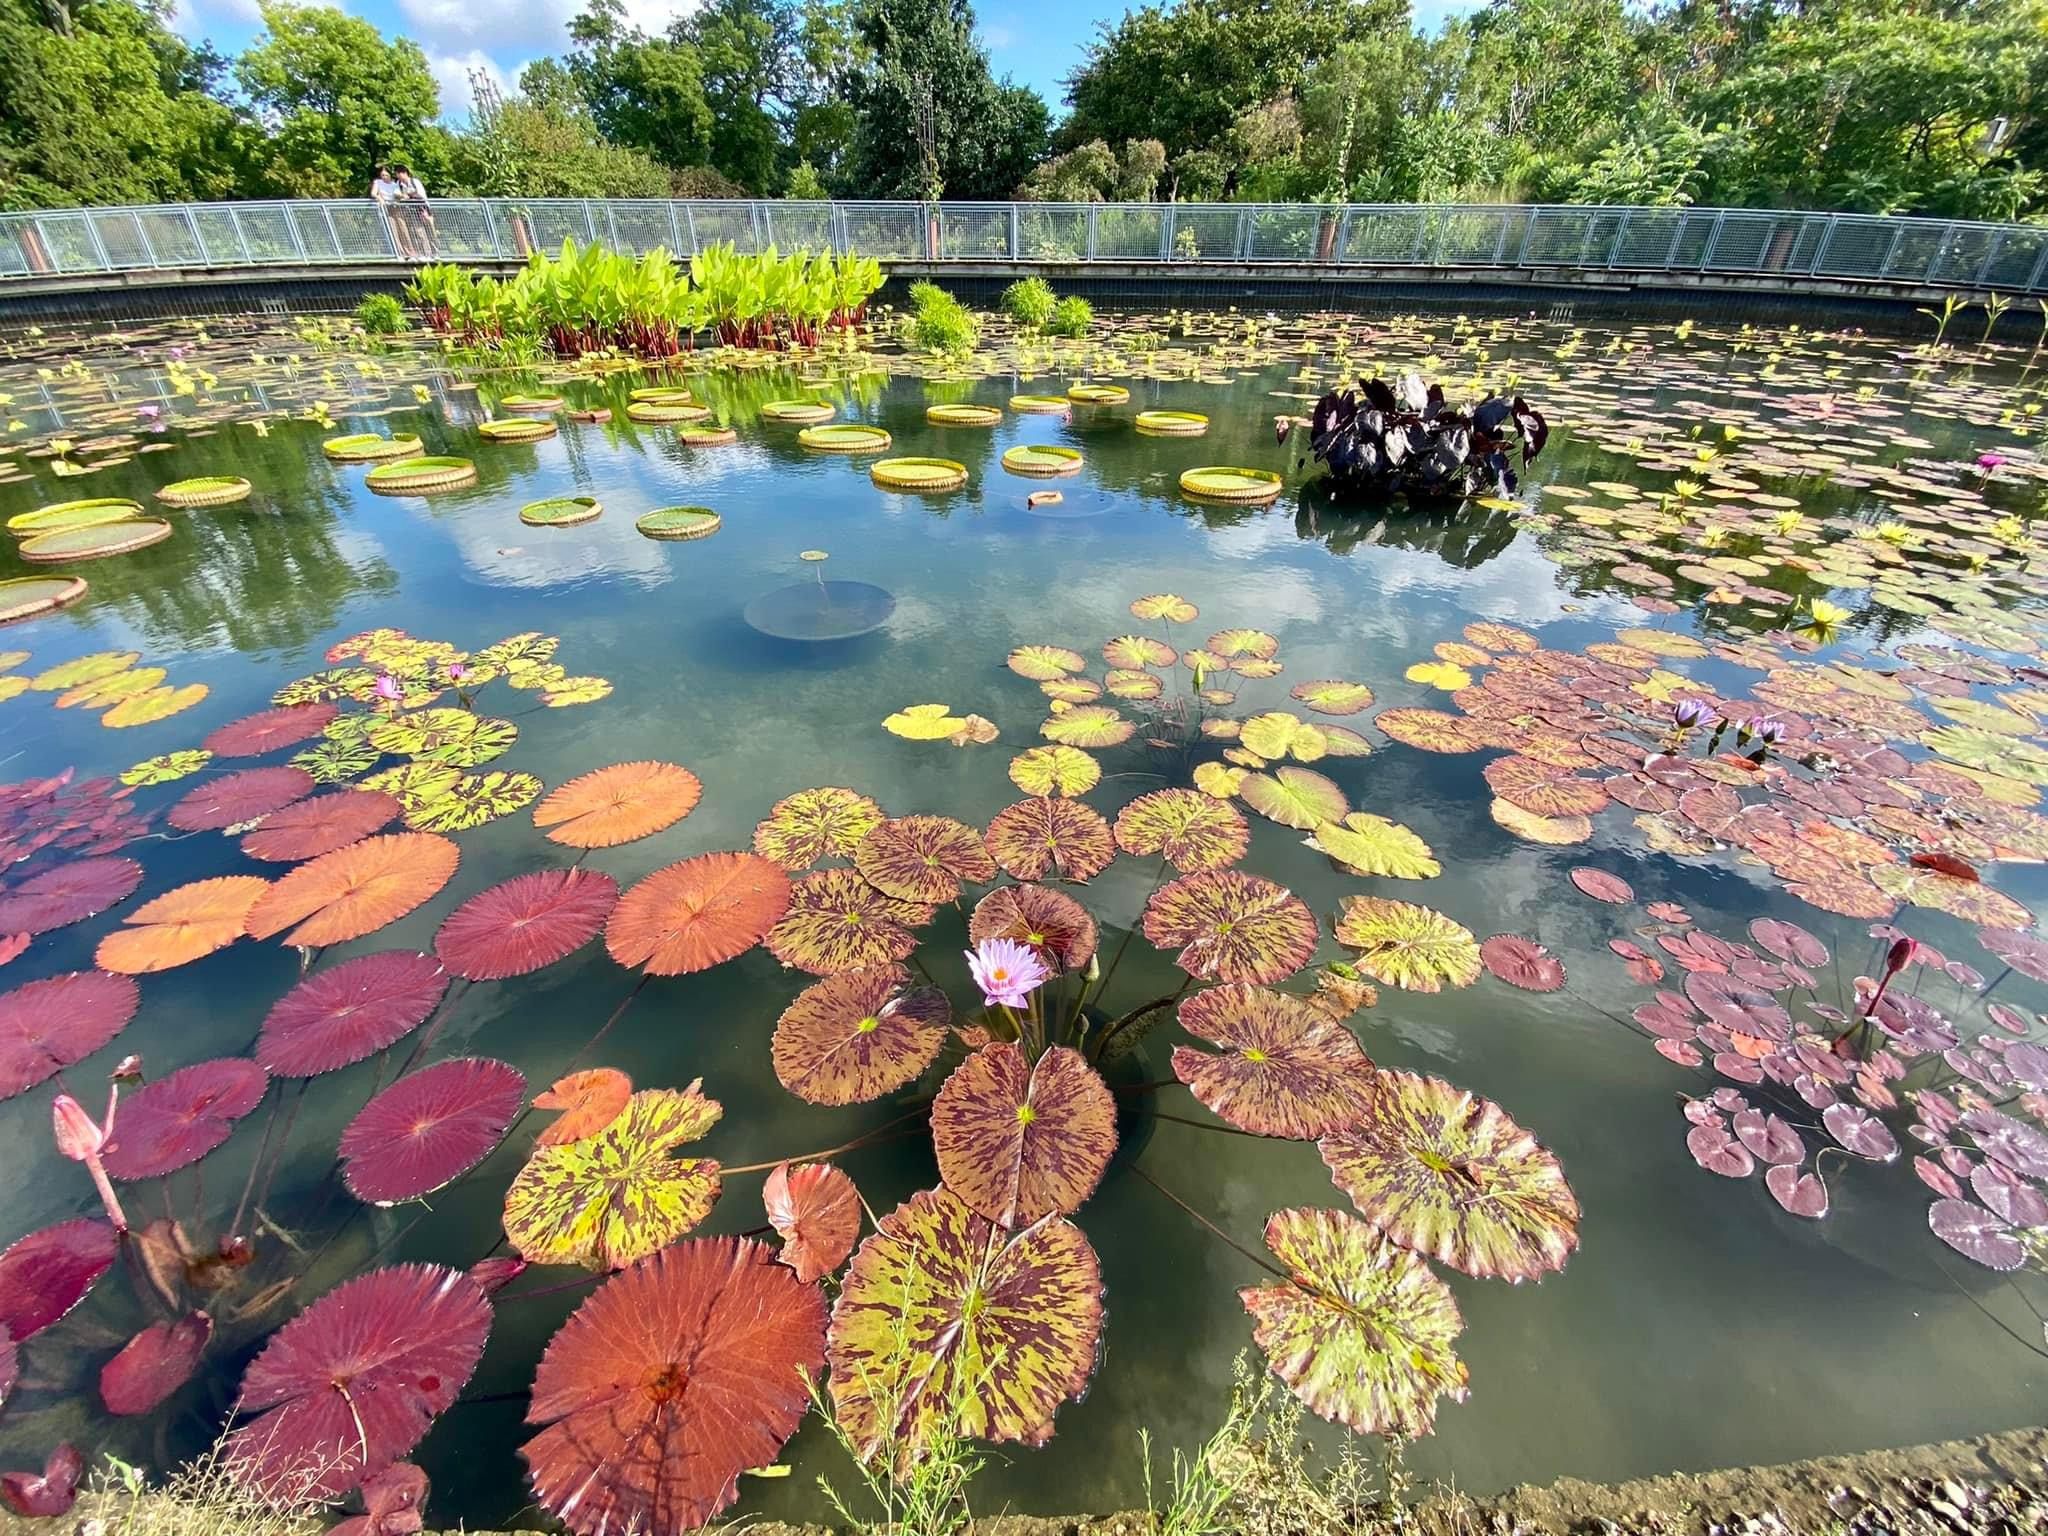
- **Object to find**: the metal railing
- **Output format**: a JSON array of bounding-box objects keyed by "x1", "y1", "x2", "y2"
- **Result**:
[{"x1": 2, "y1": 198, "x2": 2045, "y2": 293}]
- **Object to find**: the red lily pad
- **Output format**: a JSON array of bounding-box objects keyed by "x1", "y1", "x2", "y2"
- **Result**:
[
  {"x1": 340, "y1": 1058, "x2": 527, "y2": 1205},
  {"x1": 167, "y1": 766, "x2": 316, "y2": 833},
  {"x1": 1686, "y1": 1121, "x2": 1755, "y2": 1178},
  {"x1": 331, "y1": 1463, "x2": 429, "y2": 1536},
  {"x1": 102, "y1": 1058, "x2": 269, "y2": 1180},
  {"x1": 0, "y1": 1444, "x2": 82, "y2": 1518},
  {"x1": 101, "y1": 1313, "x2": 212, "y2": 1415},
  {"x1": 605, "y1": 852, "x2": 791, "y2": 976},
  {"x1": 931, "y1": 1043, "x2": 1116, "y2": 1226},
  {"x1": 204, "y1": 704, "x2": 341, "y2": 758},
  {"x1": 435, "y1": 868, "x2": 619, "y2": 980},
  {"x1": 1568, "y1": 867, "x2": 1633, "y2": 904},
  {"x1": 256, "y1": 950, "x2": 448, "y2": 1077},
  {"x1": 0, "y1": 970, "x2": 139, "y2": 1100},
  {"x1": 229, "y1": 1264, "x2": 492, "y2": 1500},
  {"x1": 1479, "y1": 935, "x2": 1566, "y2": 992},
  {"x1": 1928, "y1": 1198, "x2": 2027, "y2": 1270},
  {"x1": 240, "y1": 789, "x2": 404, "y2": 862},
  {"x1": 0, "y1": 855, "x2": 143, "y2": 934},
  {"x1": 1765, "y1": 1164, "x2": 1829, "y2": 1218},
  {"x1": 0, "y1": 1218, "x2": 118, "y2": 1341},
  {"x1": 763, "y1": 1161, "x2": 861, "y2": 1283},
  {"x1": 533, "y1": 1068, "x2": 634, "y2": 1147},
  {"x1": 1748, "y1": 918, "x2": 1828, "y2": 967},
  {"x1": 523, "y1": 1237, "x2": 825, "y2": 1534}
]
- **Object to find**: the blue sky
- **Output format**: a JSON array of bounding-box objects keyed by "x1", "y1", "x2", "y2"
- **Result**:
[{"x1": 171, "y1": 0, "x2": 1480, "y2": 125}]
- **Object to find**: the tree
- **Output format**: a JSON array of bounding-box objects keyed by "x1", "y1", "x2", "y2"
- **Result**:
[
  {"x1": 451, "y1": 69, "x2": 672, "y2": 198},
  {"x1": 566, "y1": 0, "x2": 716, "y2": 175},
  {"x1": 836, "y1": 0, "x2": 1050, "y2": 198},
  {"x1": 235, "y1": 0, "x2": 439, "y2": 195}
]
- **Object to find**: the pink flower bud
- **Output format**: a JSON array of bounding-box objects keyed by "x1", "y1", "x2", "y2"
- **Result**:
[
  {"x1": 1885, "y1": 937, "x2": 1916, "y2": 976},
  {"x1": 51, "y1": 1094, "x2": 105, "y2": 1161}
]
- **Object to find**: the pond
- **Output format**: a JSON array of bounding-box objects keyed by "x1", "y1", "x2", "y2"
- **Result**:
[{"x1": 0, "y1": 307, "x2": 2045, "y2": 1531}]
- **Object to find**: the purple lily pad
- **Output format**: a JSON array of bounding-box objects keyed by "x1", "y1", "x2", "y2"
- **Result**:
[
  {"x1": 101, "y1": 1313, "x2": 212, "y2": 1415},
  {"x1": 0, "y1": 1219, "x2": 118, "y2": 1342},
  {"x1": 0, "y1": 971, "x2": 140, "y2": 1101},
  {"x1": 1793, "y1": 1073, "x2": 1838, "y2": 1110},
  {"x1": 0, "y1": 856, "x2": 143, "y2": 935},
  {"x1": 1823, "y1": 1103, "x2": 1899, "y2": 1161},
  {"x1": 1928, "y1": 1198, "x2": 2027, "y2": 1270},
  {"x1": 1654, "y1": 1038, "x2": 1701, "y2": 1067},
  {"x1": 1765, "y1": 1163, "x2": 1828, "y2": 1218},
  {"x1": 2005, "y1": 1042, "x2": 2048, "y2": 1092},
  {"x1": 1914, "y1": 1155, "x2": 1964, "y2": 1200},
  {"x1": 1712, "y1": 1052, "x2": 1763, "y2": 1084},
  {"x1": 0, "y1": 1444, "x2": 82, "y2": 1517},
  {"x1": 102, "y1": 1059, "x2": 269, "y2": 1180},
  {"x1": 1971, "y1": 1163, "x2": 2048, "y2": 1228},
  {"x1": 1687, "y1": 1123, "x2": 1755, "y2": 1178},
  {"x1": 1733, "y1": 1108, "x2": 1803, "y2": 1165},
  {"x1": 1961, "y1": 1108, "x2": 2048, "y2": 1178}
]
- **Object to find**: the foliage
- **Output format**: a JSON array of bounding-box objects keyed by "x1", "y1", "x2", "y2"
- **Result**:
[
  {"x1": 1046, "y1": 295, "x2": 1094, "y2": 339},
  {"x1": 1000, "y1": 276, "x2": 1057, "y2": 329},
  {"x1": 904, "y1": 281, "x2": 980, "y2": 354},
  {"x1": 452, "y1": 75, "x2": 673, "y2": 199},
  {"x1": 352, "y1": 293, "x2": 405, "y2": 335},
  {"x1": 1298, "y1": 375, "x2": 1549, "y2": 502}
]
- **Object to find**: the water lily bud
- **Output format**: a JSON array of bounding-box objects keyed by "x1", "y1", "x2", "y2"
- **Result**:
[
  {"x1": 51, "y1": 1094, "x2": 103, "y2": 1161},
  {"x1": 1885, "y1": 936, "x2": 1916, "y2": 976}
]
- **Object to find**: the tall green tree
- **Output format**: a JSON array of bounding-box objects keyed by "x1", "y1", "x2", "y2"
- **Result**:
[
  {"x1": 836, "y1": 0, "x2": 1050, "y2": 198},
  {"x1": 567, "y1": 0, "x2": 716, "y2": 176}
]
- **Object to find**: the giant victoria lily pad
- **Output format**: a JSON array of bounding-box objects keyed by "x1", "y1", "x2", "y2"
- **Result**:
[
  {"x1": 228, "y1": 1264, "x2": 491, "y2": 1500},
  {"x1": 771, "y1": 964, "x2": 952, "y2": 1105},
  {"x1": 1319, "y1": 1070, "x2": 1579, "y2": 1281},
  {"x1": 1113, "y1": 789, "x2": 1249, "y2": 873},
  {"x1": 752, "y1": 786, "x2": 885, "y2": 871},
  {"x1": 931, "y1": 1043, "x2": 1116, "y2": 1226},
  {"x1": 855, "y1": 815, "x2": 998, "y2": 901},
  {"x1": 434, "y1": 869, "x2": 618, "y2": 980},
  {"x1": 969, "y1": 883, "x2": 1098, "y2": 973},
  {"x1": 523, "y1": 1237, "x2": 826, "y2": 1535},
  {"x1": 828, "y1": 1187, "x2": 1103, "y2": 1463},
  {"x1": 984, "y1": 798, "x2": 1116, "y2": 883},
  {"x1": 765, "y1": 868, "x2": 933, "y2": 975},
  {"x1": 0, "y1": 1219, "x2": 119, "y2": 1342},
  {"x1": 1241, "y1": 1206, "x2": 1467, "y2": 1437},
  {"x1": 256, "y1": 951, "x2": 449, "y2": 1077},
  {"x1": 1333, "y1": 897, "x2": 1482, "y2": 993},
  {"x1": 1142, "y1": 870, "x2": 1319, "y2": 984},
  {"x1": 102, "y1": 1058, "x2": 269, "y2": 1180},
  {"x1": 533, "y1": 761, "x2": 702, "y2": 849},
  {"x1": 605, "y1": 853, "x2": 790, "y2": 975},
  {"x1": 0, "y1": 971, "x2": 140, "y2": 1099},
  {"x1": 502, "y1": 1085, "x2": 724, "y2": 1270},
  {"x1": 341, "y1": 1058, "x2": 527, "y2": 1205},
  {"x1": 1172, "y1": 984, "x2": 1375, "y2": 1139},
  {"x1": 245, "y1": 833, "x2": 460, "y2": 948}
]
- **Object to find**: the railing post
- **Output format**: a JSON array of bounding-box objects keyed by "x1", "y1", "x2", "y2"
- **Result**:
[
  {"x1": 1010, "y1": 203, "x2": 1021, "y2": 260},
  {"x1": 1333, "y1": 206, "x2": 1352, "y2": 264},
  {"x1": 1492, "y1": 210, "x2": 1512, "y2": 264},
  {"x1": 481, "y1": 200, "x2": 503, "y2": 258},
  {"x1": 1928, "y1": 222, "x2": 1957, "y2": 284},
  {"x1": 283, "y1": 204, "x2": 308, "y2": 262},
  {"x1": 226, "y1": 206, "x2": 254, "y2": 263},
  {"x1": 1663, "y1": 210, "x2": 1690, "y2": 266},
  {"x1": 1160, "y1": 203, "x2": 1176, "y2": 261},
  {"x1": 1234, "y1": 208, "x2": 1250, "y2": 261},
  {"x1": 1515, "y1": 207, "x2": 1540, "y2": 265},
  {"x1": 1974, "y1": 229, "x2": 2007, "y2": 289},
  {"x1": 320, "y1": 204, "x2": 342, "y2": 263},
  {"x1": 2027, "y1": 239, "x2": 2048, "y2": 294},
  {"x1": 1605, "y1": 209, "x2": 1632, "y2": 268},
  {"x1": 1409, "y1": 207, "x2": 1428, "y2": 262},
  {"x1": 133, "y1": 211, "x2": 162, "y2": 269},
  {"x1": 1086, "y1": 204, "x2": 1098, "y2": 260},
  {"x1": 1877, "y1": 222, "x2": 1908, "y2": 277},
  {"x1": 664, "y1": 201, "x2": 682, "y2": 255},
  {"x1": 79, "y1": 212, "x2": 114, "y2": 272},
  {"x1": 377, "y1": 202, "x2": 399, "y2": 259},
  {"x1": 1699, "y1": 209, "x2": 1728, "y2": 269},
  {"x1": 1807, "y1": 215, "x2": 1837, "y2": 275}
]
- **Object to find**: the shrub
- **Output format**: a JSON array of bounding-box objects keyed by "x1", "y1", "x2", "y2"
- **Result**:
[
  {"x1": 1000, "y1": 275, "x2": 1057, "y2": 328},
  {"x1": 1046, "y1": 294, "x2": 1094, "y2": 338},
  {"x1": 905, "y1": 280, "x2": 980, "y2": 353},
  {"x1": 354, "y1": 292, "x2": 406, "y2": 334}
]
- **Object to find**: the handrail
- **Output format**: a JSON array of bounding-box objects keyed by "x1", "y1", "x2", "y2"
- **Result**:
[{"x1": 2, "y1": 198, "x2": 2045, "y2": 294}]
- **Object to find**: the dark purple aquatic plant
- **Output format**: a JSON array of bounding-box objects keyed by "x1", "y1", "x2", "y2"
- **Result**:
[{"x1": 1290, "y1": 374, "x2": 1547, "y2": 501}]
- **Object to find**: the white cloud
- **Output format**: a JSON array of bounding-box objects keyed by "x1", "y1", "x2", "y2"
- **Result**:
[
  {"x1": 392, "y1": 0, "x2": 699, "y2": 62},
  {"x1": 168, "y1": 0, "x2": 262, "y2": 44},
  {"x1": 429, "y1": 49, "x2": 513, "y2": 118}
]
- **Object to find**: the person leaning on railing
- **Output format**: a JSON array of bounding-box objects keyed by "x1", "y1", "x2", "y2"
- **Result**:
[
  {"x1": 396, "y1": 165, "x2": 436, "y2": 257},
  {"x1": 369, "y1": 165, "x2": 415, "y2": 258}
]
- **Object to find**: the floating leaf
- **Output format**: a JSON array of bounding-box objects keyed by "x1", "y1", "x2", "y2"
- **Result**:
[
  {"x1": 1320, "y1": 1070, "x2": 1579, "y2": 1280},
  {"x1": 1104, "y1": 668, "x2": 1163, "y2": 702},
  {"x1": 1193, "y1": 761, "x2": 1247, "y2": 798},
  {"x1": 1305, "y1": 814, "x2": 1439, "y2": 880},
  {"x1": 541, "y1": 675, "x2": 613, "y2": 708},
  {"x1": 1007, "y1": 645, "x2": 1088, "y2": 681},
  {"x1": 1240, "y1": 1206, "x2": 1466, "y2": 1437},
  {"x1": 434, "y1": 869, "x2": 618, "y2": 981},
  {"x1": 532, "y1": 760, "x2": 702, "y2": 849},
  {"x1": 1928, "y1": 1198, "x2": 2027, "y2": 1270},
  {"x1": 1207, "y1": 629, "x2": 1278, "y2": 661},
  {"x1": 0, "y1": 1219, "x2": 118, "y2": 1342},
  {"x1": 1103, "y1": 634, "x2": 1176, "y2": 669},
  {"x1": 367, "y1": 708, "x2": 518, "y2": 767},
  {"x1": 1040, "y1": 705, "x2": 1134, "y2": 748},
  {"x1": 1172, "y1": 984, "x2": 1375, "y2": 1139},
  {"x1": 1113, "y1": 788, "x2": 1249, "y2": 873},
  {"x1": 1240, "y1": 712, "x2": 1327, "y2": 762},
  {"x1": 1405, "y1": 660, "x2": 1472, "y2": 691},
  {"x1": 341, "y1": 1058, "x2": 526, "y2": 1205},
  {"x1": 293, "y1": 739, "x2": 381, "y2": 785},
  {"x1": 256, "y1": 951, "x2": 448, "y2": 1077},
  {"x1": 1142, "y1": 869, "x2": 1319, "y2": 984},
  {"x1": 1131, "y1": 594, "x2": 1197, "y2": 623},
  {"x1": 1008, "y1": 745, "x2": 1100, "y2": 798},
  {"x1": 534, "y1": 1069, "x2": 634, "y2": 1147},
  {"x1": 523, "y1": 1237, "x2": 825, "y2": 1535},
  {"x1": 1568, "y1": 867, "x2": 1634, "y2": 904},
  {"x1": 102, "y1": 683, "x2": 208, "y2": 729},
  {"x1": 103, "y1": 1058, "x2": 268, "y2": 1180},
  {"x1": 983, "y1": 798, "x2": 1116, "y2": 883},
  {"x1": 1240, "y1": 766, "x2": 1349, "y2": 830},
  {"x1": 1479, "y1": 935, "x2": 1565, "y2": 992},
  {"x1": 766, "y1": 868, "x2": 933, "y2": 975},
  {"x1": 969, "y1": 884, "x2": 1098, "y2": 973},
  {"x1": 404, "y1": 769, "x2": 543, "y2": 832},
  {"x1": 168, "y1": 765, "x2": 315, "y2": 832},
  {"x1": 0, "y1": 855, "x2": 142, "y2": 935},
  {"x1": 95, "y1": 875, "x2": 269, "y2": 974},
  {"x1": 56, "y1": 667, "x2": 164, "y2": 710},
  {"x1": 855, "y1": 815, "x2": 999, "y2": 901},
  {"x1": 1376, "y1": 708, "x2": 1485, "y2": 753},
  {"x1": 1484, "y1": 757, "x2": 1609, "y2": 818},
  {"x1": 932, "y1": 1043, "x2": 1115, "y2": 1226},
  {"x1": 1333, "y1": 897, "x2": 1482, "y2": 992},
  {"x1": 828, "y1": 1187, "x2": 1102, "y2": 1462},
  {"x1": 771, "y1": 964, "x2": 951, "y2": 1104},
  {"x1": 1291, "y1": 680, "x2": 1374, "y2": 716},
  {"x1": 204, "y1": 705, "x2": 340, "y2": 759},
  {"x1": 0, "y1": 971, "x2": 139, "y2": 1100},
  {"x1": 240, "y1": 789, "x2": 403, "y2": 862},
  {"x1": 884, "y1": 703, "x2": 972, "y2": 740},
  {"x1": 29, "y1": 652, "x2": 137, "y2": 691},
  {"x1": 502, "y1": 1085, "x2": 723, "y2": 1270},
  {"x1": 120, "y1": 750, "x2": 213, "y2": 787},
  {"x1": 606, "y1": 852, "x2": 791, "y2": 975},
  {"x1": 227, "y1": 1264, "x2": 491, "y2": 1500},
  {"x1": 245, "y1": 832, "x2": 459, "y2": 948},
  {"x1": 101, "y1": 1313, "x2": 211, "y2": 1415},
  {"x1": 752, "y1": 786, "x2": 884, "y2": 869},
  {"x1": 765, "y1": 1162, "x2": 862, "y2": 1283}
]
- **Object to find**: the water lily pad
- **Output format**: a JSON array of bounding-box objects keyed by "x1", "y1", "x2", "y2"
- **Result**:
[
  {"x1": 1320, "y1": 1070, "x2": 1579, "y2": 1280},
  {"x1": 1008, "y1": 644, "x2": 1088, "y2": 681},
  {"x1": 1003, "y1": 445, "x2": 1084, "y2": 476},
  {"x1": 368, "y1": 708, "x2": 517, "y2": 767},
  {"x1": 871, "y1": 457, "x2": 967, "y2": 491},
  {"x1": 932, "y1": 1043, "x2": 1115, "y2": 1225},
  {"x1": 0, "y1": 971, "x2": 139, "y2": 1101},
  {"x1": 322, "y1": 432, "x2": 422, "y2": 462},
  {"x1": 857, "y1": 814, "x2": 999, "y2": 901},
  {"x1": 635, "y1": 506, "x2": 720, "y2": 540},
  {"x1": 1041, "y1": 705, "x2": 1134, "y2": 748},
  {"x1": 0, "y1": 1218, "x2": 119, "y2": 1342},
  {"x1": 1113, "y1": 788, "x2": 1249, "y2": 872},
  {"x1": 435, "y1": 868, "x2": 618, "y2": 980},
  {"x1": 969, "y1": 883, "x2": 1098, "y2": 973},
  {"x1": 533, "y1": 1068, "x2": 634, "y2": 1147},
  {"x1": 1333, "y1": 896, "x2": 1481, "y2": 992},
  {"x1": 102, "y1": 1058, "x2": 268, "y2": 1180},
  {"x1": 255, "y1": 950, "x2": 448, "y2": 1077},
  {"x1": 766, "y1": 868, "x2": 933, "y2": 975},
  {"x1": 1291, "y1": 680, "x2": 1374, "y2": 716},
  {"x1": 240, "y1": 788, "x2": 403, "y2": 861},
  {"x1": 1240, "y1": 1206, "x2": 1466, "y2": 1437},
  {"x1": 1478, "y1": 934, "x2": 1565, "y2": 991},
  {"x1": 1008, "y1": 745, "x2": 1100, "y2": 797},
  {"x1": 1068, "y1": 383, "x2": 1129, "y2": 404},
  {"x1": 341, "y1": 1058, "x2": 526, "y2": 1204},
  {"x1": 1134, "y1": 410, "x2": 1208, "y2": 435},
  {"x1": 1142, "y1": 869, "x2": 1319, "y2": 984},
  {"x1": 1173, "y1": 983, "x2": 1375, "y2": 1139},
  {"x1": 520, "y1": 496, "x2": 602, "y2": 527},
  {"x1": 0, "y1": 855, "x2": 143, "y2": 935},
  {"x1": 534, "y1": 761, "x2": 701, "y2": 848},
  {"x1": 101, "y1": 683, "x2": 209, "y2": 728},
  {"x1": 502, "y1": 1084, "x2": 723, "y2": 1270},
  {"x1": 884, "y1": 703, "x2": 972, "y2": 740},
  {"x1": 404, "y1": 770, "x2": 544, "y2": 832},
  {"x1": 1104, "y1": 634, "x2": 1176, "y2": 669},
  {"x1": 365, "y1": 457, "x2": 476, "y2": 493},
  {"x1": 100, "y1": 1313, "x2": 211, "y2": 1416},
  {"x1": 244, "y1": 832, "x2": 459, "y2": 947},
  {"x1": 1241, "y1": 766, "x2": 1349, "y2": 830},
  {"x1": 984, "y1": 798, "x2": 1116, "y2": 882},
  {"x1": 0, "y1": 576, "x2": 87, "y2": 625},
  {"x1": 7, "y1": 497, "x2": 142, "y2": 535},
  {"x1": 799, "y1": 423, "x2": 891, "y2": 452},
  {"x1": 95, "y1": 875, "x2": 269, "y2": 974},
  {"x1": 1180, "y1": 466, "x2": 1282, "y2": 504},
  {"x1": 155, "y1": 475, "x2": 250, "y2": 507},
  {"x1": 1305, "y1": 814, "x2": 1439, "y2": 880},
  {"x1": 606, "y1": 852, "x2": 790, "y2": 975}
]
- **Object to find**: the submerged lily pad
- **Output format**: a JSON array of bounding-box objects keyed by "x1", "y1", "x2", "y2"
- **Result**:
[{"x1": 745, "y1": 580, "x2": 896, "y2": 641}]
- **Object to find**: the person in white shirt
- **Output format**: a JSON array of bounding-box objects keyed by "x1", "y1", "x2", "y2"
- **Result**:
[
  {"x1": 369, "y1": 165, "x2": 414, "y2": 257},
  {"x1": 394, "y1": 164, "x2": 436, "y2": 256}
]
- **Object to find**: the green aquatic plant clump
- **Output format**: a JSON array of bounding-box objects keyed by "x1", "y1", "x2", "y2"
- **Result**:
[
  {"x1": 1047, "y1": 295, "x2": 1095, "y2": 338},
  {"x1": 1001, "y1": 276, "x2": 1058, "y2": 330},
  {"x1": 352, "y1": 293, "x2": 406, "y2": 335},
  {"x1": 905, "y1": 282, "x2": 981, "y2": 355}
]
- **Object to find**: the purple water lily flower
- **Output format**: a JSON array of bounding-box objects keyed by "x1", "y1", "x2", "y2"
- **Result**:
[
  {"x1": 1670, "y1": 698, "x2": 1712, "y2": 731},
  {"x1": 1978, "y1": 452, "x2": 2008, "y2": 471},
  {"x1": 135, "y1": 404, "x2": 161, "y2": 420},
  {"x1": 372, "y1": 672, "x2": 402, "y2": 703},
  {"x1": 966, "y1": 937, "x2": 1051, "y2": 1009},
  {"x1": 445, "y1": 660, "x2": 468, "y2": 684},
  {"x1": 1751, "y1": 716, "x2": 1784, "y2": 746}
]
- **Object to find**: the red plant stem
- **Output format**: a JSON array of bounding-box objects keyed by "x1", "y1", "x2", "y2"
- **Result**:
[
  {"x1": 230, "y1": 1082, "x2": 285, "y2": 1236},
  {"x1": 252, "y1": 1080, "x2": 309, "y2": 1218},
  {"x1": 497, "y1": 1272, "x2": 605, "y2": 1304},
  {"x1": 397, "y1": 977, "x2": 473, "y2": 1077},
  {"x1": 721, "y1": 1105, "x2": 933, "y2": 1176},
  {"x1": 1130, "y1": 1164, "x2": 1290, "y2": 1283}
]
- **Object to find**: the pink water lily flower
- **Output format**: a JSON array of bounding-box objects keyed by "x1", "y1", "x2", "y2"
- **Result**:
[
  {"x1": 1978, "y1": 452, "x2": 2008, "y2": 470},
  {"x1": 966, "y1": 937, "x2": 1051, "y2": 1009},
  {"x1": 52, "y1": 1086, "x2": 126, "y2": 1232},
  {"x1": 372, "y1": 672, "x2": 403, "y2": 702}
]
